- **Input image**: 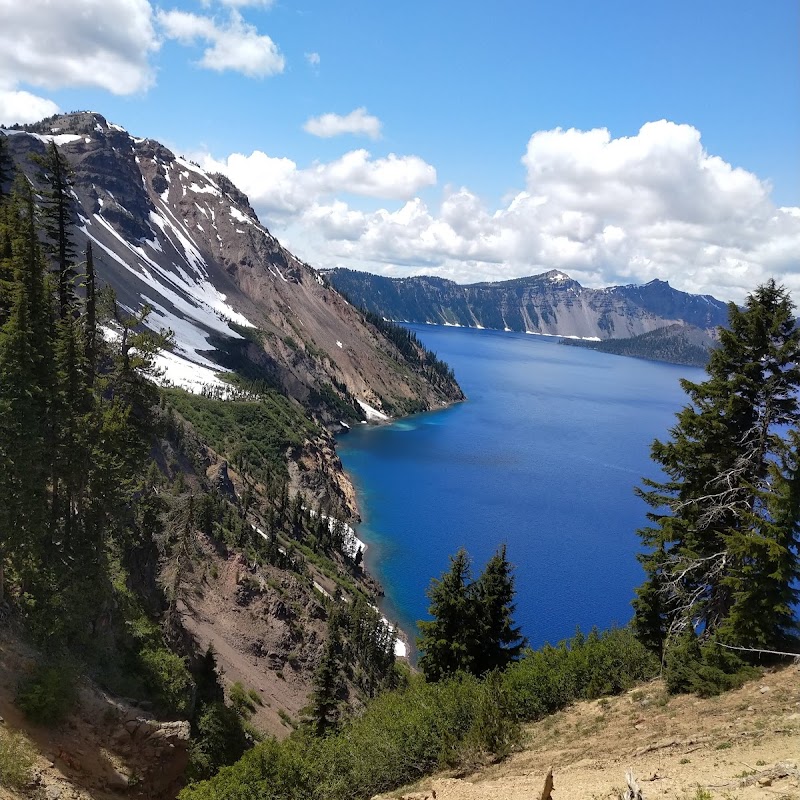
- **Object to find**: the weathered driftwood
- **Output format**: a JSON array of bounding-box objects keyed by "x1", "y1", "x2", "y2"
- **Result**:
[
  {"x1": 620, "y1": 770, "x2": 643, "y2": 800},
  {"x1": 710, "y1": 761, "x2": 799, "y2": 790},
  {"x1": 539, "y1": 766, "x2": 554, "y2": 800}
]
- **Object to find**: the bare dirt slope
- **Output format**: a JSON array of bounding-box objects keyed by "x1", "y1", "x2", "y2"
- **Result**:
[
  {"x1": 0, "y1": 627, "x2": 189, "y2": 800},
  {"x1": 378, "y1": 664, "x2": 800, "y2": 800}
]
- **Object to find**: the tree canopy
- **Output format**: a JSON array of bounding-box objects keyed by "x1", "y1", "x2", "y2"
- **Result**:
[
  {"x1": 633, "y1": 280, "x2": 800, "y2": 666},
  {"x1": 417, "y1": 546, "x2": 526, "y2": 681}
]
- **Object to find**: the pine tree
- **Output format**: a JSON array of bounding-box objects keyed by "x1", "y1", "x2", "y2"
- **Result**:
[
  {"x1": 417, "y1": 548, "x2": 477, "y2": 681},
  {"x1": 472, "y1": 544, "x2": 527, "y2": 673},
  {"x1": 0, "y1": 134, "x2": 12, "y2": 198},
  {"x1": 310, "y1": 617, "x2": 344, "y2": 736},
  {"x1": 0, "y1": 177, "x2": 54, "y2": 600},
  {"x1": 32, "y1": 141, "x2": 77, "y2": 319},
  {"x1": 718, "y1": 430, "x2": 800, "y2": 650},
  {"x1": 634, "y1": 281, "x2": 800, "y2": 658},
  {"x1": 83, "y1": 241, "x2": 97, "y2": 384}
]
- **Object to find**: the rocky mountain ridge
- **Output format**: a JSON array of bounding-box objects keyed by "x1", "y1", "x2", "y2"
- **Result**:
[
  {"x1": 1, "y1": 112, "x2": 463, "y2": 429},
  {"x1": 0, "y1": 111, "x2": 458, "y2": 775},
  {"x1": 326, "y1": 267, "x2": 730, "y2": 340}
]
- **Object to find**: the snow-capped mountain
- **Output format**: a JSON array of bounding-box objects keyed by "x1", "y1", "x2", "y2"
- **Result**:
[{"x1": 1, "y1": 112, "x2": 463, "y2": 416}]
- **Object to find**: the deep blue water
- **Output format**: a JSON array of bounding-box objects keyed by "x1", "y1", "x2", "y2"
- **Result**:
[{"x1": 337, "y1": 325, "x2": 705, "y2": 654}]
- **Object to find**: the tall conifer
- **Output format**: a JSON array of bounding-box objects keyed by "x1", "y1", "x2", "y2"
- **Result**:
[
  {"x1": 32, "y1": 141, "x2": 77, "y2": 319},
  {"x1": 417, "y1": 548, "x2": 476, "y2": 681},
  {"x1": 634, "y1": 281, "x2": 800, "y2": 657},
  {"x1": 473, "y1": 544, "x2": 526, "y2": 673}
]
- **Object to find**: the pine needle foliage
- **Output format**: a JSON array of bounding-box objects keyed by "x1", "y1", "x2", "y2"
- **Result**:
[
  {"x1": 417, "y1": 546, "x2": 526, "y2": 681},
  {"x1": 633, "y1": 281, "x2": 800, "y2": 672}
]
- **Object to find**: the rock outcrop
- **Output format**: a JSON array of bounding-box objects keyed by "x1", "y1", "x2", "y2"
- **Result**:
[{"x1": 1, "y1": 113, "x2": 463, "y2": 419}]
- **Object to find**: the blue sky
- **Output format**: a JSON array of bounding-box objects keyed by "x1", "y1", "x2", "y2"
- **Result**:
[{"x1": 2, "y1": 0, "x2": 798, "y2": 301}]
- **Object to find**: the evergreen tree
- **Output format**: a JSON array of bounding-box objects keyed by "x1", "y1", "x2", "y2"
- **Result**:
[
  {"x1": 31, "y1": 141, "x2": 77, "y2": 319},
  {"x1": 472, "y1": 544, "x2": 526, "y2": 673},
  {"x1": 417, "y1": 548, "x2": 477, "y2": 681},
  {"x1": 0, "y1": 178, "x2": 53, "y2": 600},
  {"x1": 0, "y1": 134, "x2": 13, "y2": 198},
  {"x1": 83, "y1": 241, "x2": 97, "y2": 384},
  {"x1": 310, "y1": 616, "x2": 344, "y2": 736},
  {"x1": 717, "y1": 429, "x2": 800, "y2": 650},
  {"x1": 634, "y1": 281, "x2": 800, "y2": 659},
  {"x1": 0, "y1": 175, "x2": 172, "y2": 641}
]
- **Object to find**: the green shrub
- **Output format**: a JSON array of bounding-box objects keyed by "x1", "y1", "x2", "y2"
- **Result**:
[
  {"x1": 15, "y1": 662, "x2": 77, "y2": 725},
  {"x1": 179, "y1": 627, "x2": 657, "y2": 800},
  {"x1": 0, "y1": 729, "x2": 37, "y2": 787},
  {"x1": 182, "y1": 672, "x2": 520, "y2": 800},
  {"x1": 188, "y1": 701, "x2": 249, "y2": 781},
  {"x1": 247, "y1": 688, "x2": 264, "y2": 707},
  {"x1": 229, "y1": 681, "x2": 257, "y2": 717},
  {"x1": 664, "y1": 631, "x2": 758, "y2": 697},
  {"x1": 137, "y1": 647, "x2": 194, "y2": 716},
  {"x1": 501, "y1": 627, "x2": 659, "y2": 722}
]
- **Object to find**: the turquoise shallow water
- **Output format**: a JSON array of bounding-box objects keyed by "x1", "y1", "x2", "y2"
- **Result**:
[{"x1": 337, "y1": 325, "x2": 704, "y2": 654}]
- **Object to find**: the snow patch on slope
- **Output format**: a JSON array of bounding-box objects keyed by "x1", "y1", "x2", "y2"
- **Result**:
[{"x1": 357, "y1": 399, "x2": 389, "y2": 421}]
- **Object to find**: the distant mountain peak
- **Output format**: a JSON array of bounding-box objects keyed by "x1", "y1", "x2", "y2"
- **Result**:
[{"x1": 327, "y1": 267, "x2": 729, "y2": 340}]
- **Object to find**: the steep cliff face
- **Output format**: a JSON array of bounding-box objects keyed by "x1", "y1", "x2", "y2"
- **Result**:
[
  {"x1": 1, "y1": 113, "x2": 458, "y2": 753},
  {"x1": 326, "y1": 268, "x2": 730, "y2": 339},
  {"x1": 1, "y1": 112, "x2": 463, "y2": 419}
]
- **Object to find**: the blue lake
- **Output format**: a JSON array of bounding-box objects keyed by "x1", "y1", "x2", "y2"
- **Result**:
[{"x1": 337, "y1": 325, "x2": 705, "y2": 654}]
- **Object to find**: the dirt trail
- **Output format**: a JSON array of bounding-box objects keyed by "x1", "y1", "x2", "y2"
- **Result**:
[{"x1": 377, "y1": 664, "x2": 800, "y2": 800}]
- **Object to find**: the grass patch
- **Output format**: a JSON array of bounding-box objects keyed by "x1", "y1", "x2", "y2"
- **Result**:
[{"x1": 0, "y1": 729, "x2": 37, "y2": 787}]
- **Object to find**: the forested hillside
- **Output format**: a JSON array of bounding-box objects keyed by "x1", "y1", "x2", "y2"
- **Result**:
[
  {"x1": 0, "y1": 126, "x2": 440, "y2": 795},
  {"x1": 562, "y1": 322, "x2": 716, "y2": 366}
]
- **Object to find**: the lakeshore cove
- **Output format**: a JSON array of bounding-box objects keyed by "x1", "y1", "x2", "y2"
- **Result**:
[{"x1": 338, "y1": 324, "x2": 705, "y2": 657}]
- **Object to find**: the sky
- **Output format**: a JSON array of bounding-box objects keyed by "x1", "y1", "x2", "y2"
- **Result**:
[{"x1": 1, "y1": 0, "x2": 798, "y2": 303}]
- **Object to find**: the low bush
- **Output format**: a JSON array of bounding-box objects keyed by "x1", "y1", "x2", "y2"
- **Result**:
[
  {"x1": 137, "y1": 646, "x2": 194, "y2": 716},
  {"x1": 15, "y1": 662, "x2": 78, "y2": 725},
  {"x1": 229, "y1": 681, "x2": 257, "y2": 718},
  {"x1": 501, "y1": 626, "x2": 659, "y2": 722},
  {"x1": 181, "y1": 672, "x2": 519, "y2": 800},
  {"x1": 179, "y1": 626, "x2": 659, "y2": 800},
  {"x1": 664, "y1": 630, "x2": 758, "y2": 697}
]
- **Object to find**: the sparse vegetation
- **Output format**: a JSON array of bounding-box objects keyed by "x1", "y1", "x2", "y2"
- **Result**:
[
  {"x1": 179, "y1": 627, "x2": 655, "y2": 800},
  {"x1": 0, "y1": 729, "x2": 37, "y2": 788},
  {"x1": 164, "y1": 387, "x2": 315, "y2": 481},
  {"x1": 15, "y1": 662, "x2": 78, "y2": 725}
]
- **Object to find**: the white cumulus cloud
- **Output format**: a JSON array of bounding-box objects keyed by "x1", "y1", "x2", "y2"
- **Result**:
[
  {"x1": 0, "y1": 89, "x2": 60, "y2": 125},
  {"x1": 202, "y1": 0, "x2": 274, "y2": 6},
  {"x1": 0, "y1": 0, "x2": 158, "y2": 95},
  {"x1": 157, "y1": 9, "x2": 284, "y2": 77},
  {"x1": 204, "y1": 121, "x2": 800, "y2": 304},
  {"x1": 303, "y1": 108, "x2": 382, "y2": 140},
  {"x1": 200, "y1": 148, "x2": 437, "y2": 214},
  {"x1": 305, "y1": 52, "x2": 321, "y2": 67}
]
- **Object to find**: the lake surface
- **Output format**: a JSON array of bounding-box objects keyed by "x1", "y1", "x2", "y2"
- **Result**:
[{"x1": 337, "y1": 325, "x2": 705, "y2": 654}]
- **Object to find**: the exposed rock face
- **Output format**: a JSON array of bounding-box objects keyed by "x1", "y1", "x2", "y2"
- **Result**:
[
  {"x1": 326, "y1": 268, "x2": 730, "y2": 340},
  {"x1": 209, "y1": 460, "x2": 235, "y2": 499},
  {"x1": 1, "y1": 112, "x2": 463, "y2": 418}
]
